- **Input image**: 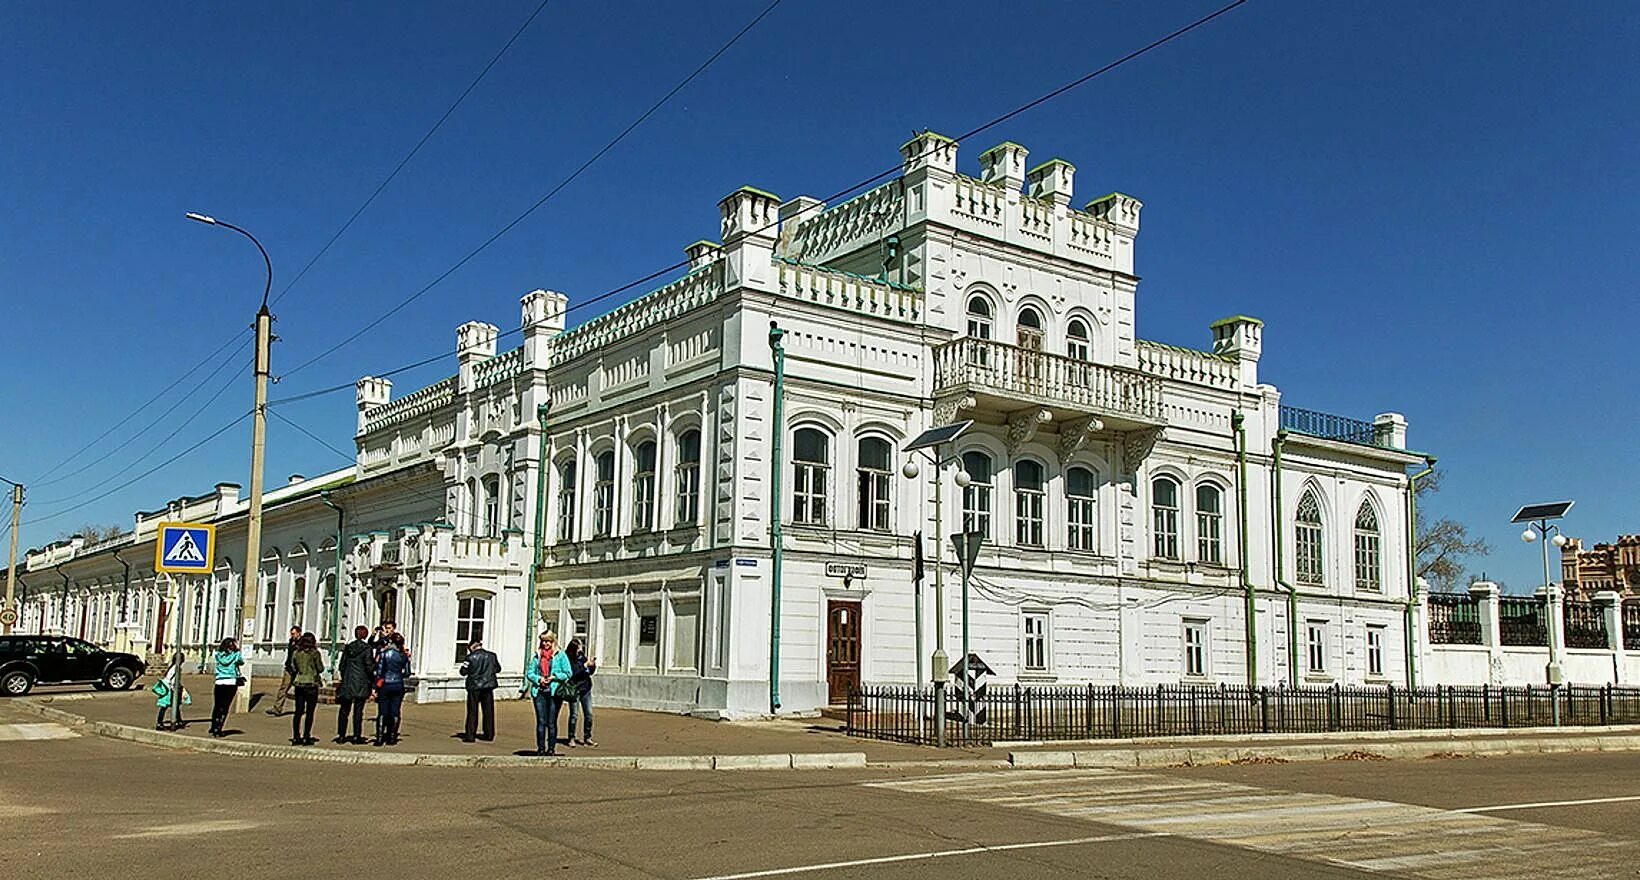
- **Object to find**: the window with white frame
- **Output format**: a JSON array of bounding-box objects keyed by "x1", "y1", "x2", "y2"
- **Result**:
[
  {"x1": 556, "y1": 458, "x2": 577, "y2": 542},
  {"x1": 1306, "y1": 620, "x2": 1327, "y2": 675},
  {"x1": 1295, "y1": 490, "x2": 1325, "y2": 586},
  {"x1": 1014, "y1": 459, "x2": 1045, "y2": 546},
  {"x1": 792, "y1": 427, "x2": 830, "y2": 526},
  {"x1": 1366, "y1": 624, "x2": 1386, "y2": 678},
  {"x1": 856, "y1": 436, "x2": 892, "y2": 532},
  {"x1": 1196, "y1": 483, "x2": 1224, "y2": 564},
  {"x1": 961, "y1": 450, "x2": 993, "y2": 535},
  {"x1": 482, "y1": 475, "x2": 501, "y2": 537},
  {"x1": 1066, "y1": 318, "x2": 1091, "y2": 361},
  {"x1": 1066, "y1": 466, "x2": 1097, "y2": 551},
  {"x1": 1183, "y1": 618, "x2": 1208, "y2": 678},
  {"x1": 290, "y1": 575, "x2": 307, "y2": 634},
  {"x1": 632, "y1": 440, "x2": 658, "y2": 532},
  {"x1": 260, "y1": 550, "x2": 279, "y2": 643},
  {"x1": 1354, "y1": 501, "x2": 1382, "y2": 592},
  {"x1": 965, "y1": 295, "x2": 992, "y2": 366},
  {"x1": 1151, "y1": 477, "x2": 1180, "y2": 559},
  {"x1": 593, "y1": 451, "x2": 616, "y2": 537},
  {"x1": 1022, "y1": 611, "x2": 1049, "y2": 672},
  {"x1": 675, "y1": 429, "x2": 701, "y2": 527},
  {"x1": 319, "y1": 572, "x2": 336, "y2": 642},
  {"x1": 455, "y1": 594, "x2": 487, "y2": 663}
]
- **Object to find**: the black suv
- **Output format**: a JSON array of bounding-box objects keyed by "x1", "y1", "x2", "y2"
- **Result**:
[{"x1": 0, "y1": 635, "x2": 147, "y2": 696}]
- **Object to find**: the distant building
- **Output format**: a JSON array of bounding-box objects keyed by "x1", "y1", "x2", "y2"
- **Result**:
[{"x1": 1562, "y1": 535, "x2": 1640, "y2": 598}]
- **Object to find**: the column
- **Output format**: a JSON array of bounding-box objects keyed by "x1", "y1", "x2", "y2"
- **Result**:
[
  {"x1": 1470, "y1": 580, "x2": 1502, "y2": 684},
  {"x1": 1595, "y1": 590, "x2": 1624, "y2": 684}
]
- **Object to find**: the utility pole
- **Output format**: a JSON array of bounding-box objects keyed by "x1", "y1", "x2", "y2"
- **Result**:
[
  {"x1": 3, "y1": 483, "x2": 22, "y2": 635},
  {"x1": 187, "y1": 212, "x2": 272, "y2": 714}
]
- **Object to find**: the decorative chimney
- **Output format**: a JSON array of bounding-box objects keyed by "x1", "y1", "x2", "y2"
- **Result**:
[
  {"x1": 1026, "y1": 158, "x2": 1075, "y2": 207},
  {"x1": 718, "y1": 186, "x2": 781, "y2": 291},
  {"x1": 684, "y1": 240, "x2": 723, "y2": 271},
  {"x1": 899, "y1": 130, "x2": 958, "y2": 175},
  {"x1": 977, "y1": 142, "x2": 1029, "y2": 191},
  {"x1": 1373, "y1": 413, "x2": 1408, "y2": 450},
  {"x1": 355, "y1": 376, "x2": 392, "y2": 434},
  {"x1": 456, "y1": 321, "x2": 499, "y2": 393},
  {"x1": 521, "y1": 289, "x2": 569, "y2": 368},
  {"x1": 1210, "y1": 315, "x2": 1263, "y2": 389}
]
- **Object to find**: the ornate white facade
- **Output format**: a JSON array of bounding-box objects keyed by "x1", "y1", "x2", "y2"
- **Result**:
[{"x1": 7, "y1": 132, "x2": 1435, "y2": 715}]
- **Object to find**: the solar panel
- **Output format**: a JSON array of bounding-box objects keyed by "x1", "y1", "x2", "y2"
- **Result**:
[
  {"x1": 1511, "y1": 501, "x2": 1574, "y2": 523},
  {"x1": 906, "y1": 420, "x2": 973, "y2": 452}
]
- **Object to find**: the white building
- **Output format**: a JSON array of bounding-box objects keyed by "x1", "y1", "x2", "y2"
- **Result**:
[{"x1": 7, "y1": 132, "x2": 1436, "y2": 715}]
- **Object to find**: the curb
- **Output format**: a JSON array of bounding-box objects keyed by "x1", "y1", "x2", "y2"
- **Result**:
[
  {"x1": 1010, "y1": 733, "x2": 1640, "y2": 769},
  {"x1": 993, "y1": 723, "x2": 1640, "y2": 749},
  {"x1": 11, "y1": 698, "x2": 867, "y2": 771}
]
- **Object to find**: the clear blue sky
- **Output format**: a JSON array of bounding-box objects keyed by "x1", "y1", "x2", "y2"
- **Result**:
[{"x1": 3, "y1": 1, "x2": 1636, "y2": 590}]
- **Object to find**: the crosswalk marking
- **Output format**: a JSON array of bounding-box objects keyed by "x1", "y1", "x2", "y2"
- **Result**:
[
  {"x1": 871, "y1": 770, "x2": 1638, "y2": 879},
  {"x1": 0, "y1": 723, "x2": 77, "y2": 742}
]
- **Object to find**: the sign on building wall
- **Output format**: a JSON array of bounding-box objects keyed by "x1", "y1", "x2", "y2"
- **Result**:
[{"x1": 154, "y1": 522, "x2": 215, "y2": 574}]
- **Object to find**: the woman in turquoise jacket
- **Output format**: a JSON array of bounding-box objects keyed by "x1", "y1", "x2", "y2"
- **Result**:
[
  {"x1": 524, "y1": 631, "x2": 572, "y2": 756},
  {"x1": 209, "y1": 638, "x2": 243, "y2": 738}
]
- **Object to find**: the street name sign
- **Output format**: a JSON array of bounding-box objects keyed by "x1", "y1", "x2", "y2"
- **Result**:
[{"x1": 154, "y1": 522, "x2": 216, "y2": 574}]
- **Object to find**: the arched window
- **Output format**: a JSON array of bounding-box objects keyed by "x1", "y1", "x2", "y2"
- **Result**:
[
  {"x1": 1014, "y1": 459, "x2": 1045, "y2": 546},
  {"x1": 961, "y1": 451, "x2": 993, "y2": 535},
  {"x1": 319, "y1": 572, "x2": 337, "y2": 645},
  {"x1": 482, "y1": 474, "x2": 501, "y2": 537},
  {"x1": 1151, "y1": 478, "x2": 1180, "y2": 559},
  {"x1": 454, "y1": 593, "x2": 488, "y2": 664},
  {"x1": 1196, "y1": 484, "x2": 1224, "y2": 564},
  {"x1": 260, "y1": 548, "x2": 281, "y2": 643},
  {"x1": 856, "y1": 436, "x2": 892, "y2": 532},
  {"x1": 593, "y1": 450, "x2": 616, "y2": 537},
  {"x1": 1354, "y1": 501, "x2": 1382, "y2": 592},
  {"x1": 1017, "y1": 306, "x2": 1044, "y2": 351},
  {"x1": 1066, "y1": 318, "x2": 1091, "y2": 361},
  {"x1": 965, "y1": 296, "x2": 993, "y2": 367},
  {"x1": 290, "y1": 576, "x2": 308, "y2": 634},
  {"x1": 632, "y1": 440, "x2": 658, "y2": 531},
  {"x1": 557, "y1": 458, "x2": 578, "y2": 543},
  {"x1": 1066, "y1": 466, "x2": 1097, "y2": 551},
  {"x1": 466, "y1": 477, "x2": 480, "y2": 535},
  {"x1": 1295, "y1": 490, "x2": 1325, "y2": 586},
  {"x1": 675, "y1": 429, "x2": 702, "y2": 527},
  {"x1": 792, "y1": 427, "x2": 830, "y2": 526}
]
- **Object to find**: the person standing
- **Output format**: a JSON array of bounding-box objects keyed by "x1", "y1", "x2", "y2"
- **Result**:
[
  {"x1": 334, "y1": 625, "x2": 374, "y2": 745},
  {"x1": 459, "y1": 638, "x2": 500, "y2": 743},
  {"x1": 524, "y1": 631, "x2": 571, "y2": 756},
  {"x1": 266, "y1": 626, "x2": 301, "y2": 716},
  {"x1": 152, "y1": 656, "x2": 186, "y2": 731},
  {"x1": 209, "y1": 638, "x2": 243, "y2": 738},
  {"x1": 564, "y1": 638, "x2": 597, "y2": 748},
  {"x1": 288, "y1": 632, "x2": 325, "y2": 746},
  {"x1": 374, "y1": 633, "x2": 411, "y2": 746}
]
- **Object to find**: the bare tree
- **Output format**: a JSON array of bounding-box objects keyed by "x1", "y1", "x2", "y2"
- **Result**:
[
  {"x1": 1414, "y1": 469, "x2": 1490, "y2": 592},
  {"x1": 57, "y1": 523, "x2": 129, "y2": 544}
]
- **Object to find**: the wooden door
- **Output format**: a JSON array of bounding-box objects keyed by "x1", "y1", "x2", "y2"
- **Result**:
[{"x1": 826, "y1": 601, "x2": 862, "y2": 705}]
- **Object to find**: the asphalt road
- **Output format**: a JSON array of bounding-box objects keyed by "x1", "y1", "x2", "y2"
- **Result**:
[{"x1": 6, "y1": 700, "x2": 1640, "y2": 879}]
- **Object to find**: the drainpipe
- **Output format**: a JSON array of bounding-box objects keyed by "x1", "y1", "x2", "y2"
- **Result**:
[
  {"x1": 320, "y1": 491, "x2": 346, "y2": 669},
  {"x1": 526, "y1": 403, "x2": 551, "y2": 658},
  {"x1": 113, "y1": 546, "x2": 133, "y2": 628},
  {"x1": 768, "y1": 321, "x2": 786, "y2": 714},
  {"x1": 1271, "y1": 432, "x2": 1299, "y2": 687},
  {"x1": 1232, "y1": 411, "x2": 1255, "y2": 687},
  {"x1": 1405, "y1": 455, "x2": 1436, "y2": 689},
  {"x1": 53, "y1": 563, "x2": 71, "y2": 635}
]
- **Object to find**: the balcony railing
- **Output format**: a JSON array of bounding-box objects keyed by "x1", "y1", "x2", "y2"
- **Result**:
[
  {"x1": 1279, "y1": 405, "x2": 1384, "y2": 447},
  {"x1": 933, "y1": 338, "x2": 1162, "y2": 423}
]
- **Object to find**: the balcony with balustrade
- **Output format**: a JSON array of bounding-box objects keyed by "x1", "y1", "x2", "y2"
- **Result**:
[{"x1": 932, "y1": 337, "x2": 1163, "y2": 430}]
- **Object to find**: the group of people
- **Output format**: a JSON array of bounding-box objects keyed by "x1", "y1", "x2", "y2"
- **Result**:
[{"x1": 160, "y1": 621, "x2": 598, "y2": 755}]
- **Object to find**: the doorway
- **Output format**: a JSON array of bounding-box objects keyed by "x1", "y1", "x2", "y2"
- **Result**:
[{"x1": 825, "y1": 600, "x2": 862, "y2": 705}]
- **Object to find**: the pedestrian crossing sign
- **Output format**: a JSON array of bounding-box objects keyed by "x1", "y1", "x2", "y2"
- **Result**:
[{"x1": 155, "y1": 522, "x2": 215, "y2": 573}]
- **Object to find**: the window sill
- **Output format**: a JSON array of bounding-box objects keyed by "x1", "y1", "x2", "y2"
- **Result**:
[
  {"x1": 1019, "y1": 672, "x2": 1056, "y2": 683},
  {"x1": 1304, "y1": 674, "x2": 1334, "y2": 685}
]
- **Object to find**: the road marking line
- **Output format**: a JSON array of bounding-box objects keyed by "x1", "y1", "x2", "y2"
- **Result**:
[
  {"x1": 115, "y1": 819, "x2": 259, "y2": 839},
  {"x1": 0, "y1": 723, "x2": 77, "y2": 742},
  {"x1": 1455, "y1": 794, "x2": 1640, "y2": 813},
  {"x1": 686, "y1": 832, "x2": 1167, "y2": 880}
]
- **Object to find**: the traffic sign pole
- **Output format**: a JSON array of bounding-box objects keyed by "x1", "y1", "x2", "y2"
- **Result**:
[{"x1": 4, "y1": 484, "x2": 22, "y2": 634}]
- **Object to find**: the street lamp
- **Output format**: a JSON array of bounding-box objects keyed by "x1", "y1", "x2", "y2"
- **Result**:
[
  {"x1": 188, "y1": 212, "x2": 273, "y2": 713},
  {"x1": 904, "y1": 420, "x2": 973, "y2": 747},
  {"x1": 1513, "y1": 500, "x2": 1575, "y2": 725}
]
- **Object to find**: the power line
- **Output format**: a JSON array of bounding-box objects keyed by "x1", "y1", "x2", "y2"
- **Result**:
[
  {"x1": 278, "y1": 0, "x2": 787, "y2": 381},
  {"x1": 270, "y1": 0, "x2": 554, "y2": 308},
  {"x1": 267, "y1": 409, "x2": 459, "y2": 516},
  {"x1": 267, "y1": 0, "x2": 1249, "y2": 407}
]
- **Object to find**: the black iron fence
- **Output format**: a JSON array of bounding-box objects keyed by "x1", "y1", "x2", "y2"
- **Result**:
[
  {"x1": 1278, "y1": 405, "x2": 1382, "y2": 446},
  {"x1": 1563, "y1": 601, "x2": 1610, "y2": 649},
  {"x1": 1427, "y1": 592, "x2": 1482, "y2": 644},
  {"x1": 1499, "y1": 596, "x2": 1548, "y2": 646},
  {"x1": 1626, "y1": 601, "x2": 1640, "y2": 651},
  {"x1": 845, "y1": 682, "x2": 1640, "y2": 746}
]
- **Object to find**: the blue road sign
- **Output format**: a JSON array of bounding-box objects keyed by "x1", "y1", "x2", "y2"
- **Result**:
[{"x1": 155, "y1": 522, "x2": 216, "y2": 574}]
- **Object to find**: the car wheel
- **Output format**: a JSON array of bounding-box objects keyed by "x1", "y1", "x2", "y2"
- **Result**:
[
  {"x1": 1, "y1": 670, "x2": 33, "y2": 697},
  {"x1": 104, "y1": 668, "x2": 134, "y2": 691}
]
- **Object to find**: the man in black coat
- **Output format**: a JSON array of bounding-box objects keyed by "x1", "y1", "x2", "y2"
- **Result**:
[
  {"x1": 333, "y1": 626, "x2": 375, "y2": 744},
  {"x1": 459, "y1": 638, "x2": 501, "y2": 742},
  {"x1": 267, "y1": 626, "x2": 302, "y2": 716}
]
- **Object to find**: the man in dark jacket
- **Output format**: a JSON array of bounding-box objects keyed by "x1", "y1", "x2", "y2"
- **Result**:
[
  {"x1": 267, "y1": 626, "x2": 302, "y2": 716},
  {"x1": 333, "y1": 626, "x2": 374, "y2": 744},
  {"x1": 459, "y1": 638, "x2": 501, "y2": 742}
]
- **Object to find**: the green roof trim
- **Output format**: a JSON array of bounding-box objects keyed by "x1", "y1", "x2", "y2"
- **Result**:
[
  {"x1": 1209, "y1": 315, "x2": 1265, "y2": 329},
  {"x1": 901, "y1": 130, "x2": 957, "y2": 148},
  {"x1": 685, "y1": 239, "x2": 722, "y2": 251},
  {"x1": 733, "y1": 185, "x2": 782, "y2": 202},
  {"x1": 1027, "y1": 157, "x2": 1075, "y2": 175},
  {"x1": 1138, "y1": 338, "x2": 1236, "y2": 362},
  {"x1": 978, "y1": 141, "x2": 1027, "y2": 158}
]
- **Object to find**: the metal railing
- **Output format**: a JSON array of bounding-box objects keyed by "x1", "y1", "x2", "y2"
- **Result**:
[
  {"x1": 1427, "y1": 592, "x2": 1483, "y2": 645},
  {"x1": 846, "y1": 683, "x2": 1640, "y2": 746},
  {"x1": 1278, "y1": 405, "x2": 1383, "y2": 447},
  {"x1": 1499, "y1": 595, "x2": 1549, "y2": 647},
  {"x1": 1625, "y1": 601, "x2": 1640, "y2": 651},
  {"x1": 1563, "y1": 601, "x2": 1610, "y2": 649},
  {"x1": 932, "y1": 338, "x2": 1163, "y2": 422}
]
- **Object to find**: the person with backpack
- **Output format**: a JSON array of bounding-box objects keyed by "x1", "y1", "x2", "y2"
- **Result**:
[
  {"x1": 523, "y1": 631, "x2": 572, "y2": 756},
  {"x1": 564, "y1": 638, "x2": 597, "y2": 747},
  {"x1": 334, "y1": 625, "x2": 374, "y2": 744},
  {"x1": 374, "y1": 633, "x2": 411, "y2": 746},
  {"x1": 208, "y1": 638, "x2": 243, "y2": 738},
  {"x1": 288, "y1": 632, "x2": 325, "y2": 746}
]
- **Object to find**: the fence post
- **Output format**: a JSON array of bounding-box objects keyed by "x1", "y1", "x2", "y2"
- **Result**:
[
  {"x1": 1260, "y1": 686, "x2": 1270, "y2": 733},
  {"x1": 1436, "y1": 683, "x2": 1445, "y2": 728},
  {"x1": 1013, "y1": 683, "x2": 1023, "y2": 741},
  {"x1": 1602, "y1": 683, "x2": 1610, "y2": 726},
  {"x1": 1482, "y1": 682, "x2": 1489, "y2": 725},
  {"x1": 1084, "y1": 683, "x2": 1094, "y2": 738},
  {"x1": 1387, "y1": 682, "x2": 1396, "y2": 730}
]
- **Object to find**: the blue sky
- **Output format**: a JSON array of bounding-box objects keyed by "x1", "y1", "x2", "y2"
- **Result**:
[{"x1": 2, "y1": 1, "x2": 1636, "y2": 589}]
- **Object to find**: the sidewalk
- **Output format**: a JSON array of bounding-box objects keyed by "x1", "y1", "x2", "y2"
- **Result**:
[{"x1": 28, "y1": 676, "x2": 1001, "y2": 766}]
